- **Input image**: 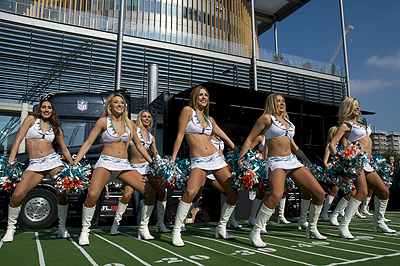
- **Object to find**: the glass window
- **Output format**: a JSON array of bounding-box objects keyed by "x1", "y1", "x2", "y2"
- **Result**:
[
  {"x1": 150, "y1": 0, "x2": 155, "y2": 13},
  {"x1": 162, "y1": 2, "x2": 166, "y2": 14},
  {"x1": 198, "y1": 11, "x2": 201, "y2": 22},
  {"x1": 145, "y1": 0, "x2": 149, "y2": 12},
  {"x1": 133, "y1": 0, "x2": 138, "y2": 11},
  {"x1": 184, "y1": 7, "x2": 187, "y2": 19},
  {"x1": 168, "y1": 3, "x2": 171, "y2": 16},
  {"x1": 156, "y1": 1, "x2": 161, "y2": 13},
  {"x1": 212, "y1": 15, "x2": 214, "y2": 27},
  {"x1": 138, "y1": 0, "x2": 143, "y2": 11},
  {"x1": 62, "y1": 122, "x2": 87, "y2": 147},
  {"x1": 178, "y1": 6, "x2": 182, "y2": 18},
  {"x1": 173, "y1": 4, "x2": 177, "y2": 17},
  {"x1": 189, "y1": 8, "x2": 192, "y2": 20}
]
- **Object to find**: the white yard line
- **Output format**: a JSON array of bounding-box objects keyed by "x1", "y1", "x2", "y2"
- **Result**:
[
  {"x1": 92, "y1": 232, "x2": 152, "y2": 266},
  {"x1": 163, "y1": 234, "x2": 265, "y2": 266},
  {"x1": 184, "y1": 232, "x2": 315, "y2": 266},
  {"x1": 233, "y1": 234, "x2": 349, "y2": 262},
  {"x1": 117, "y1": 232, "x2": 205, "y2": 266},
  {"x1": 190, "y1": 227, "x2": 348, "y2": 262},
  {"x1": 35, "y1": 232, "x2": 46, "y2": 266},
  {"x1": 322, "y1": 227, "x2": 400, "y2": 243},
  {"x1": 69, "y1": 237, "x2": 99, "y2": 266},
  {"x1": 278, "y1": 230, "x2": 399, "y2": 253},
  {"x1": 324, "y1": 252, "x2": 400, "y2": 266}
]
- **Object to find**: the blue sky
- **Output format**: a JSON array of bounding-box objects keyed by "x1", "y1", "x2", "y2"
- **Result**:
[{"x1": 258, "y1": 0, "x2": 400, "y2": 133}]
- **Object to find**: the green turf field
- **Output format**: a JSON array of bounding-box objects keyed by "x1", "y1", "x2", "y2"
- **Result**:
[{"x1": 1, "y1": 212, "x2": 399, "y2": 266}]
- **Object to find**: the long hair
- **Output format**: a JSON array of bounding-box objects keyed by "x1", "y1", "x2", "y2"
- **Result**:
[
  {"x1": 188, "y1": 85, "x2": 210, "y2": 117},
  {"x1": 33, "y1": 100, "x2": 61, "y2": 138},
  {"x1": 327, "y1": 126, "x2": 338, "y2": 144},
  {"x1": 263, "y1": 93, "x2": 289, "y2": 120},
  {"x1": 136, "y1": 109, "x2": 153, "y2": 130},
  {"x1": 103, "y1": 93, "x2": 134, "y2": 141},
  {"x1": 338, "y1": 97, "x2": 362, "y2": 125}
]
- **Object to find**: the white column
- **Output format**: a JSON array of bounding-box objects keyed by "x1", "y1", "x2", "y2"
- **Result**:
[{"x1": 18, "y1": 103, "x2": 29, "y2": 154}]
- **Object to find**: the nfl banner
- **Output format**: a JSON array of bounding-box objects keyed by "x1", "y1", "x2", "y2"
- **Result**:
[{"x1": 77, "y1": 100, "x2": 87, "y2": 111}]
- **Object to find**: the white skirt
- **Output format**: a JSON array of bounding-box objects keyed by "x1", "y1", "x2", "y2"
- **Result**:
[
  {"x1": 131, "y1": 162, "x2": 151, "y2": 176},
  {"x1": 363, "y1": 161, "x2": 374, "y2": 173},
  {"x1": 191, "y1": 152, "x2": 228, "y2": 171},
  {"x1": 94, "y1": 155, "x2": 134, "y2": 171},
  {"x1": 267, "y1": 154, "x2": 303, "y2": 173},
  {"x1": 206, "y1": 173, "x2": 216, "y2": 180},
  {"x1": 26, "y1": 152, "x2": 64, "y2": 172}
]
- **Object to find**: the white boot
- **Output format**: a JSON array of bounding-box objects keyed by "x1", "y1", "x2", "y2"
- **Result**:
[
  {"x1": 248, "y1": 198, "x2": 262, "y2": 226},
  {"x1": 110, "y1": 201, "x2": 128, "y2": 235},
  {"x1": 228, "y1": 207, "x2": 242, "y2": 228},
  {"x1": 215, "y1": 203, "x2": 235, "y2": 239},
  {"x1": 58, "y1": 204, "x2": 70, "y2": 238},
  {"x1": 1, "y1": 206, "x2": 21, "y2": 242},
  {"x1": 156, "y1": 201, "x2": 171, "y2": 233},
  {"x1": 138, "y1": 204, "x2": 155, "y2": 240},
  {"x1": 360, "y1": 196, "x2": 372, "y2": 216},
  {"x1": 354, "y1": 210, "x2": 366, "y2": 219},
  {"x1": 306, "y1": 204, "x2": 327, "y2": 240},
  {"x1": 277, "y1": 198, "x2": 291, "y2": 224},
  {"x1": 250, "y1": 204, "x2": 274, "y2": 247},
  {"x1": 260, "y1": 222, "x2": 268, "y2": 235},
  {"x1": 330, "y1": 198, "x2": 348, "y2": 226},
  {"x1": 172, "y1": 201, "x2": 192, "y2": 247},
  {"x1": 372, "y1": 196, "x2": 396, "y2": 233},
  {"x1": 321, "y1": 195, "x2": 334, "y2": 222},
  {"x1": 79, "y1": 205, "x2": 95, "y2": 246},
  {"x1": 338, "y1": 197, "x2": 361, "y2": 239},
  {"x1": 298, "y1": 199, "x2": 310, "y2": 230},
  {"x1": 181, "y1": 203, "x2": 193, "y2": 232}
]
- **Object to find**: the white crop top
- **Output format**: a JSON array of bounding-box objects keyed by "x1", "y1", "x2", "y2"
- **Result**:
[
  {"x1": 25, "y1": 118, "x2": 55, "y2": 143},
  {"x1": 258, "y1": 136, "x2": 266, "y2": 152},
  {"x1": 129, "y1": 127, "x2": 152, "y2": 150},
  {"x1": 101, "y1": 117, "x2": 130, "y2": 143},
  {"x1": 211, "y1": 136, "x2": 224, "y2": 151},
  {"x1": 185, "y1": 109, "x2": 212, "y2": 136},
  {"x1": 264, "y1": 115, "x2": 295, "y2": 140},
  {"x1": 346, "y1": 120, "x2": 371, "y2": 142}
]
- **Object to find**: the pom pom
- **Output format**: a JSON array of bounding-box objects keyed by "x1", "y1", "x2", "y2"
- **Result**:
[
  {"x1": 306, "y1": 163, "x2": 334, "y2": 185},
  {"x1": 230, "y1": 149, "x2": 265, "y2": 190},
  {"x1": 369, "y1": 155, "x2": 392, "y2": 188},
  {"x1": 150, "y1": 155, "x2": 176, "y2": 186},
  {"x1": 325, "y1": 142, "x2": 366, "y2": 193},
  {"x1": 53, "y1": 162, "x2": 91, "y2": 194},
  {"x1": 0, "y1": 157, "x2": 24, "y2": 191},
  {"x1": 174, "y1": 158, "x2": 190, "y2": 190}
]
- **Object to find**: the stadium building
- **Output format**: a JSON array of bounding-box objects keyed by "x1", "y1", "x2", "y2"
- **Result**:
[{"x1": 0, "y1": 0, "x2": 346, "y2": 157}]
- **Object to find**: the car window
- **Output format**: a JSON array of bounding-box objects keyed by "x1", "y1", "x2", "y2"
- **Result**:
[{"x1": 62, "y1": 122, "x2": 86, "y2": 147}]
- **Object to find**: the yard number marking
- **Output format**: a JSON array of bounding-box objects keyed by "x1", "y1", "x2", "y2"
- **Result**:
[
  {"x1": 154, "y1": 255, "x2": 209, "y2": 263},
  {"x1": 231, "y1": 250, "x2": 256, "y2": 256}
]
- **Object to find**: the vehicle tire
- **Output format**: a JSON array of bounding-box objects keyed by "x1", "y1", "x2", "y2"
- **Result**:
[
  {"x1": 18, "y1": 188, "x2": 58, "y2": 229},
  {"x1": 195, "y1": 210, "x2": 210, "y2": 223}
]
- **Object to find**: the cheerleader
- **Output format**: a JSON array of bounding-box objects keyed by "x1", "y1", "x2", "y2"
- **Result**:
[
  {"x1": 240, "y1": 93, "x2": 326, "y2": 247},
  {"x1": 320, "y1": 126, "x2": 341, "y2": 221},
  {"x1": 109, "y1": 109, "x2": 170, "y2": 235},
  {"x1": 170, "y1": 85, "x2": 239, "y2": 247},
  {"x1": 328, "y1": 97, "x2": 395, "y2": 239},
  {"x1": 73, "y1": 93, "x2": 157, "y2": 246},
  {"x1": 2, "y1": 99, "x2": 73, "y2": 242},
  {"x1": 183, "y1": 131, "x2": 240, "y2": 231}
]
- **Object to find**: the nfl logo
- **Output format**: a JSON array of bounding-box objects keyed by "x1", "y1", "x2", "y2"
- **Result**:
[
  {"x1": 249, "y1": 190, "x2": 256, "y2": 201},
  {"x1": 77, "y1": 100, "x2": 87, "y2": 111}
]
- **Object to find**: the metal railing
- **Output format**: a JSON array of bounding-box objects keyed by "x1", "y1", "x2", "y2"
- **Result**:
[{"x1": 1, "y1": 0, "x2": 342, "y2": 76}]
